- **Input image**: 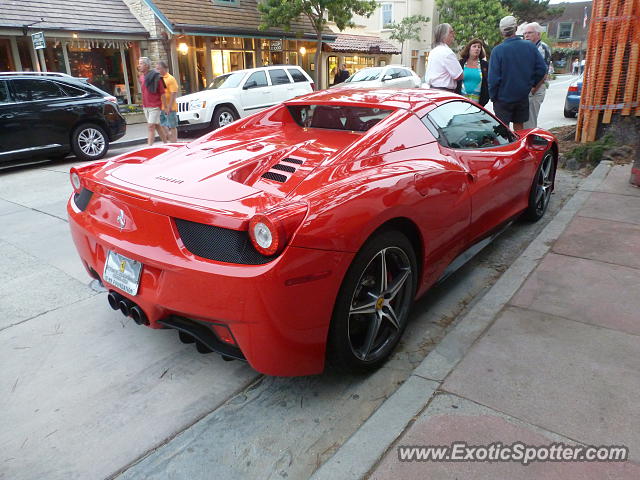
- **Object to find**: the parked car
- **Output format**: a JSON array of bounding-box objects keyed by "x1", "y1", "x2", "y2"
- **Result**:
[
  {"x1": 564, "y1": 74, "x2": 583, "y2": 118},
  {"x1": 0, "y1": 72, "x2": 126, "y2": 165},
  {"x1": 333, "y1": 65, "x2": 421, "y2": 89},
  {"x1": 68, "y1": 88, "x2": 557, "y2": 376},
  {"x1": 176, "y1": 65, "x2": 314, "y2": 134}
]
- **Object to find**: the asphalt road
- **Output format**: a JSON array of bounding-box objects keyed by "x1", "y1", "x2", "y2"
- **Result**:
[{"x1": 0, "y1": 95, "x2": 582, "y2": 480}]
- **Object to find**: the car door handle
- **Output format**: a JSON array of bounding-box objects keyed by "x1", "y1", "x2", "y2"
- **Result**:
[
  {"x1": 466, "y1": 172, "x2": 477, "y2": 182},
  {"x1": 0, "y1": 113, "x2": 14, "y2": 119}
]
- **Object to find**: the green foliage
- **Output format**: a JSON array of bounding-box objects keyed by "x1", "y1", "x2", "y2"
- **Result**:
[
  {"x1": 500, "y1": 0, "x2": 564, "y2": 23},
  {"x1": 258, "y1": 0, "x2": 376, "y2": 83},
  {"x1": 387, "y1": 15, "x2": 431, "y2": 54},
  {"x1": 569, "y1": 134, "x2": 616, "y2": 166},
  {"x1": 436, "y1": 0, "x2": 510, "y2": 48}
]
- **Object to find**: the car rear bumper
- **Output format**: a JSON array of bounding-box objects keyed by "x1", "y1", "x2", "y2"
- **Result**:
[{"x1": 67, "y1": 193, "x2": 353, "y2": 376}]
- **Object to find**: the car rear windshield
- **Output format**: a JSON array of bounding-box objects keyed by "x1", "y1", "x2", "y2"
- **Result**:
[
  {"x1": 346, "y1": 68, "x2": 383, "y2": 83},
  {"x1": 207, "y1": 72, "x2": 245, "y2": 89},
  {"x1": 287, "y1": 105, "x2": 393, "y2": 132}
]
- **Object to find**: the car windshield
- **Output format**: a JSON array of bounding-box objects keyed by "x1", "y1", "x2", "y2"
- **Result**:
[
  {"x1": 207, "y1": 72, "x2": 245, "y2": 89},
  {"x1": 346, "y1": 68, "x2": 383, "y2": 83},
  {"x1": 287, "y1": 104, "x2": 393, "y2": 132}
]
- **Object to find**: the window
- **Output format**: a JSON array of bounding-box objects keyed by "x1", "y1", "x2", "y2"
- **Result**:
[
  {"x1": 213, "y1": 0, "x2": 239, "y2": 5},
  {"x1": 287, "y1": 105, "x2": 393, "y2": 132},
  {"x1": 381, "y1": 3, "x2": 393, "y2": 28},
  {"x1": 0, "y1": 80, "x2": 12, "y2": 104},
  {"x1": 245, "y1": 71, "x2": 268, "y2": 88},
  {"x1": 426, "y1": 101, "x2": 515, "y2": 149},
  {"x1": 207, "y1": 72, "x2": 245, "y2": 89},
  {"x1": 12, "y1": 79, "x2": 65, "y2": 102},
  {"x1": 558, "y1": 22, "x2": 573, "y2": 40},
  {"x1": 58, "y1": 83, "x2": 87, "y2": 97},
  {"x1": 287, "y1": 68, "x2": 308, "y2": 83},
  {"x1": 268, "y1": 69, "x2": 291, "y2": 85},
  {"x1": 347, "y1": 67, "x2": 383, "y2": 83}
]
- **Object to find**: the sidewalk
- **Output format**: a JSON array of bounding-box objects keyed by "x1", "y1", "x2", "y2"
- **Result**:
[
  {"x1": 313, "y1": 162, "x2": 640, "y2": 479},
  {"x1": 111, "y1": 122, "x2": 190, "y2": 150}
]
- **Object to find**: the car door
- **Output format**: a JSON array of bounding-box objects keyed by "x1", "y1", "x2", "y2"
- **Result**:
[
  {"x1": 425, "y1": 100, "x2": 536, "y2": 243},
  {"x1": 9, "y1": 78, "x2": 72, "y2": 152},
  {"x1": 0, "y1": 79, "x2": 21, "y2": 158},
  {"x1": 286, "y1": 68, "x2": 313, "y2": 96},
  {"x1": 240, "y1": 70, "x2": 274, "y2": 113},
  {"x1": 267, "y1": 68, "x2": 293, "y2": 103}
]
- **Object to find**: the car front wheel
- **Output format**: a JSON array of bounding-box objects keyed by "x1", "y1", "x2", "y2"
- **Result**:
[
  {"x1": 72, "y1": 124, "x2": 108, "y2": 161},
  {"x1": 327, "y1": 231, "x2": 417, "y2": 373},
  {"x1": 211, "y1": 106, "x2": 238, "y2": 129},
  {"x1": 524, "y1": 150, "x2": 556, "y2": 221}
]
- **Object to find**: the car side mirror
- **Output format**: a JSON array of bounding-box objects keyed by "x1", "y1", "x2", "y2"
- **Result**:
[
  {"x1": 382, "y1": 75, "x2": 392, "y2": 82},
  {"x1": 243, "y1": 81, "x2": 257, "y2": 90}
]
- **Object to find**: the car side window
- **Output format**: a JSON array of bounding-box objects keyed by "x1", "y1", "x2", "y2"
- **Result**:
[
  {"x1": 12, "y1": 79, "x2": 66, "y2": 102},
  {"x1": 58, "y1": 83, "x2": 87, "y2": 97},
  {"x1": 287, "y1": 68, "x2": 308, "y2": 83},
  {"x1": 268, "y1": 69, "x2": 291, "y2": 85},
  {"x1": 0, "y1": 80, "x2": 12, "y2": 104},
  {"x1": 426, "y1": 101, "x2": 515, "y2": 149},
  {"x1": 245, "y1": 71, "x2": 268, "y2": 88}
]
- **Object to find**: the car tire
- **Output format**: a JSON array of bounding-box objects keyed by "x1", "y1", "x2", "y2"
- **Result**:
[
  {"x1": 563, "y1": 106, "x2": 576, "y2": 118},
  {"x1": 326, "y1": 231, "x2": 417, "y2": 373},
  {"x1": 524, "y1": 150, "x2": 556, "y2": 222},
  {"x1": 71, "y1": 123, "x2": 109, "y2": 161},
  {"x1": 211, "y1": 106, "x2": 238, "y2": 129}
]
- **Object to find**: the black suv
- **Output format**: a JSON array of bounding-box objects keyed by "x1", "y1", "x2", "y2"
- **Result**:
[{"x1": 0, "y1": 72, "x2": 126, "y2": 164}]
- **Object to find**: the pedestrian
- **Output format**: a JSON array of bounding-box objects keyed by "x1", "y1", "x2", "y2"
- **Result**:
[
  {"x1": 580, "y1": 58, "x2": 586, "y2": 73},
  {"x1": 488, "y1": 16, "x2": 547, "y2": 131},
  {"x1": 523, "y1": 22, "x2": 552, "y2": 129},
  {"x1": 425, "y1": 23, "x2": 463, "y2": 92},
  {"x1": 137, "y1": 56, "x2": 166, "y2": 146},
  {"x1": 334, "y1": 64, "x2": 350, "y2": 85},
  {"x1": 156, "y1": 60, "x2": 179, "y2": 143},
  {"x1": 572, "y1": 58, "x2": 580, "y2": 75},
  {"x1": 456, "y1": 38, "x2": 489, "y2": 106}
]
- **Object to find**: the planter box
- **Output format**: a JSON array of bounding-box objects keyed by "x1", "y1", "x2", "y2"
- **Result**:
[{"x1": 122, "y1": 112, "x2": 146, "y2": 125}]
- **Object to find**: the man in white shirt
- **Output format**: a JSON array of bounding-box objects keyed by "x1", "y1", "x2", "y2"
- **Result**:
[{"x1": 425, "y1": 23, "x2": 463, "y2": 92}]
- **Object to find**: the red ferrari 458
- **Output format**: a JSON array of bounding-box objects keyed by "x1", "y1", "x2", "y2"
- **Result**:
[{"x1": 68, "y1": 88, "x2": 557, "y2": 376}]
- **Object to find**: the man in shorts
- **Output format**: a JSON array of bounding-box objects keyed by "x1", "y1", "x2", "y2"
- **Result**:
[
  {"x1": 138, "y1": 57, "x2": 166, "y2": 146},
  {"x1": 156, "y1": 60, "x2": 179, "y2": 143},
  {"x1": 488, "y1": 16, "x2": 547, "y2": 131}
]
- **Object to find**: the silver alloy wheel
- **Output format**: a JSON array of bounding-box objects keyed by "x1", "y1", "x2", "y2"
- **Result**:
[
  {"x1": 218, "y1": 111, "x2": 235, "y2": 126},
  {"x1": 347, "y1": 246, "x2": 413, "y2": 362},
  {"x1": 77, "y1": 128, "x2": 106, "y2": 157},
  {"x1": 534, "y1": 152, "x2": 554, "y2": 216}
]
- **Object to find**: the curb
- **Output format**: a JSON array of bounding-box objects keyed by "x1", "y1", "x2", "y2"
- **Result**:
[
  {"x1": 111, "y1": 137, "x2": 148, "y2": 150},
  {"x1": 310, "y1": 161, "x2": 614, "y2": 480}
]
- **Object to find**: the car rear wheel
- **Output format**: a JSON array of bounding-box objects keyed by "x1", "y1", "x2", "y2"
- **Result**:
[
  {"x1": 524, "y1": 150, "x2": 556, "y2": 221},
  {"x1": 211, "y1": 106, "x2": 238, "y2": 129},
  {"x1": 563, "y1": 105, "x2": 576, "y2": 118},
  {"x1": 327, "y1": 231, "x2": 417, "y2": 373},
  {"x1": 72, "y1": 124, "x2": 108, "y2": 161}
]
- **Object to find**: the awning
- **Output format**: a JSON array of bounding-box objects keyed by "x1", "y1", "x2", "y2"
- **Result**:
[{"x1": 326, "y1": 34, "x2": 401, "y2": 55}]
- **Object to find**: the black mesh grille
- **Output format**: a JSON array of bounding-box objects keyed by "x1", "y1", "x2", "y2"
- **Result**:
[
  {"x1": 73, "y1": 188, "x2": 93, "y2": 211},
  {"x1": 260, "y1": 171, "x2": 287, "y2": 182},
  {"x1": 174, "y1": 218, "x2": 276, "y2": 264},
  {"x1": 272, "y1": 164, "x2": 296, "y2": 173},
  {"x1": 282, "y1": 157, "x2": 304, "y2": 165}
]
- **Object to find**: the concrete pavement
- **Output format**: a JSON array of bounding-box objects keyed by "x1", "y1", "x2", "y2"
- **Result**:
[{"x1": 313, "y1": 162, "x2": 640, "y2": 479}]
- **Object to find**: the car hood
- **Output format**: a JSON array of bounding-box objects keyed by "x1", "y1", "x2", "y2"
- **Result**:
[
  {"x1": 176, "y1": 89, "x2": 231, "y2": 103},
  {"x1": 105, "y1": 130, "x2": 360, "y2": 204}
]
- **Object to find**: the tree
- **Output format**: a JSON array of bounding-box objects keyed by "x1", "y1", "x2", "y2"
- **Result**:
[
  {"x1": 500, "y1": 0, "x2": 564, "y2": 23},
  {"x1": 387, "y1": 15, "x2": 431, "y2": 59},
  {"x1": 258, "y1": 0, "x2": 377, "y2": 85},
  {"x1": 436, "y1": 0, "x2": 510, "y2": 48}
]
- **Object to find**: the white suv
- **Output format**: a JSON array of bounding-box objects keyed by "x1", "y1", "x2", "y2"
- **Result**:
[{"x1": 177, "y1": 65, "x2": 314, "y2": 133}]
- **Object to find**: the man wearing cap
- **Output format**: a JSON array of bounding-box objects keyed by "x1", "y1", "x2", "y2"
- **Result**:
[{"x1": 489, "y1": 16, "x2": 547, "y2": 130}]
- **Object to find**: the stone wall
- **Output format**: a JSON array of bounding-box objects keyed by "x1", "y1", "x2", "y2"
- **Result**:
[{"x1": 121, "y1": 0, "x2": 170, "y2": 64}]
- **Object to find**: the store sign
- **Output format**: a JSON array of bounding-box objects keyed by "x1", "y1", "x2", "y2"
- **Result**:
[
  {"x1": 32, "y1": 32, "x2": 46, "y2": 50},
  {"x1": 270, "y1": 40, "x2": 283, "y2": 52}
]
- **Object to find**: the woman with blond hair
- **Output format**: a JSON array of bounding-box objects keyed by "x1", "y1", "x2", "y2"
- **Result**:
[{"x1": 456, "y1": 38, "x2": 489, "y2": 106}]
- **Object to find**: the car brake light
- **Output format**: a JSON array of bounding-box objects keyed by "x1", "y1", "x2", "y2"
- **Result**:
[
  {"x1": 248, "y1": 203, "x2": 308, "y2": 256},
  {"x1": 568, "y1": 86, "x2": 578, "y2": 93}
]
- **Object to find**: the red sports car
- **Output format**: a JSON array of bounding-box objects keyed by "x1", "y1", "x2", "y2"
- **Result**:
[{"x1": 68, "y1": 88, "x2": 557, "y2": 376}]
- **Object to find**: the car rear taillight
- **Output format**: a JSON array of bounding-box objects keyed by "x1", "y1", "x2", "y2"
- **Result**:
[
  {"x1": 70, "y1": 168, "x2": 83, "y2": 193},
  {"x1": 568, "y1": 85, "x2": 579, "y2": 93},
  {"x1": 248, "y1": 203, "x2": 308, "y2": 256},
  {"x1": 310, "y1": 82, "x2": 316, "y2": 91}
]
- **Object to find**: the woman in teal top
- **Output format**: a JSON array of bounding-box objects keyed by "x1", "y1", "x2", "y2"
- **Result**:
[{"x1": 456, "y1": 38, "x2": 490, "y2": 106}]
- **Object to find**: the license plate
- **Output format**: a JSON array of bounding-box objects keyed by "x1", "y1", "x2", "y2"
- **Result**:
[{"x1": 103, "y1": 250, "x2": 142, "y2": 295}]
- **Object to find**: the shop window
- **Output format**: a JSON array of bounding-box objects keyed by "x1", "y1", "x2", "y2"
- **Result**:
[
  {"x1": 344, "y1": 56, "x2": 376, "y2": 74},
  {"x1": 558, "y1": 22, "x2": 573, "y2": 40},
  {"x1": 381, "y1": 3, "x2": 393, "y2": 29},
  {"x1": 213, "y1": 0, "x2": 239, "y2": 6}
]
